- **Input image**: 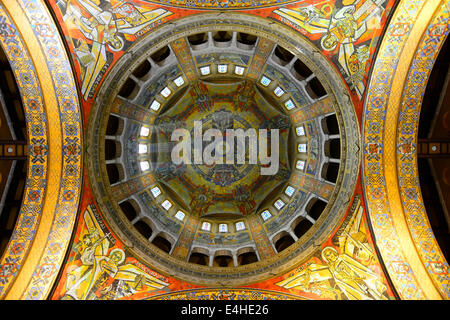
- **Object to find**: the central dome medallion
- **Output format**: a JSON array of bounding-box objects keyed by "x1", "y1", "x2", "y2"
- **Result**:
[
  {"x1": 87, "y1": 13, "x2": 360, "y2": 286},
  {"x1": 153, "y1": 79, "x2": 291, "y2": 218}
]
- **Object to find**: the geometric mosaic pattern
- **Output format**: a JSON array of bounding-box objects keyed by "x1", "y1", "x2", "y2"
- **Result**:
[
  {"x1": 363, "y1": 0, "x2": 450, "y2": 300},
  {"x1": 0, "y1": 0, "x2": 82, "y2": 299},
  {"x1": 0, "y1": 2, "x2": 49, "y2": 298},
  {"x1": 150, "y1": 288, "x2": 304, "y2": 300},
  {"x1": 138, "y1": 0, "x2": 298, "y2": 9},
  {"x1": 396, "y1": 1, "x2": 450, "y2": 298},
  {"x1": 19, "y1": 0, "x2": 82, "y2": 300}
]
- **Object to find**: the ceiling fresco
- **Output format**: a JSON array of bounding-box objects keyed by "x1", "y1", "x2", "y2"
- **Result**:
[
  {"x1": 0, "y1": 0, "x2": 448, "y2": 301},
  {"x1": 362, "y1": 0, "x2": 450, "y2": 299},
  {"x1": 152, "y1": 80, "x2": 291, "y2": 216},
  {"x1": 51, "y1": 183, "x2": 396, "y2": 300},
  {"x1": 46, "y1": 0, "x2": 394, "y2": 299},
  {"x1": 50, "y1": 0, "x2": 396, "y2": 117},
  {"x1": 82, "y1": 12, "x2": 363, "y2": 287}
]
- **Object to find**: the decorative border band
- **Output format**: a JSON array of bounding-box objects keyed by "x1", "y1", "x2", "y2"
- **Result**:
[
  {"x1": 0, "y1": 0, "x2": 82, "y2": 300},
  {"x1": 396, "y1": 1, "x2": 450, "y2": 298},
  {"x1": 363, "y1": 0, "x2": 449, "y2": 299}
]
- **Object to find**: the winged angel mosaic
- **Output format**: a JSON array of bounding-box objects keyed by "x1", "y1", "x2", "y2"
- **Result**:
[
  {"x1": 57, "y1": 0, "x2": 172, "y2": 100},
  {"x1": 60, "y1": 205, "x2": 169, "y2": 300},
  {"x1": 277, "y1": 202, "x2": 391, "y2": 300},
  {"x1": 274, "y1": 0, "x2": 387, "y2": 99}
]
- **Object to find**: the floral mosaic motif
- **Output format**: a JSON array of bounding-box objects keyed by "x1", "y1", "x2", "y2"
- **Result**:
[
  {"x1": 29, "y1": 138, "x2": 48, "y2": 163},
  {"x1": 63, "y1": 137, "x2": 82, "y2": 162}
]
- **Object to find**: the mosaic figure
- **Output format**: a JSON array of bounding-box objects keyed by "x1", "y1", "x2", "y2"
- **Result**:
[
  {"x1": 277, "y1": 204, "x2": 388, "y2": 300},
  {"x1": 60, "y1": 0, "x2": 172, "y2": 99},
  {"x1": 189, "y1": 185, "x2": 215, "y2": 216},
  {"x1": 275, "y1": 0, "x2": 386, "y2": 98},
  {"x1": 62, "y1": 206, "x2": 169, "y2": 300}
]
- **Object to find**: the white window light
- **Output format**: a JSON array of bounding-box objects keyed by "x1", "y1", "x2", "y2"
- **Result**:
[
  {"x1": 150, "y1": 100, "x2": 161, "y2": 111},
  {"x1": 200, "y1": 66, "x2": 211, "y2": 75},
  {"x1": 173, "y1": 76, "x2": 185, "y2": 87},
  {"x1": 235, "y1": 221, "x2": 246, "y2": 231},
  {"x1": 219, "y1": 223, "x2": 228, "y2": 233},
  {"x1": 201, "y1": 221, "x2": 211, "y2": 231},
  {"x1": 234, "y1": 66, "x2": 245, "y2": 75},
  {"x1": 150, "y1": 186, "x2": 161, "y2": 198},
  {"x1": 140, "y1": 126, "x2": 150, "y2": 137},
  {"x1": 218, "y1": 64, "x2": 228, "y2": 73},
  {"x1": 285, "y1": 186, "x2": 295, "y2": 197},
  {"x1": 274, "y1": 199, "x2": 285, "y2": 210},
  {"x1": 140, "y1": 161, "x2": 150, "y2": 171},
  {"x1": 296, "y1": 126, "x2": 305, "y2": 136},
  {"x1": 160, "y1": 87, "x2": 171, "y2": 98},
  {"x1": 285, "y1": 99, "x2": 295, "y2": 110},
  {"x1": 138, "y1": 144, "x2": 148, "y2": 154},
  {"x1": 161, "y1": 200, "x2": 172, "y2": 211},
  {"x1": 260, "y1": 76, "x2": 271, "y2": 86},
  {"x1": 274, "y1": 86, "x2": 285, "y2": 97},
  {"x1": 261, "y1": 210, "x2": 272, "y2": 221},
  {"x1": 175, "y1": 211, "x2": 185, "y2": 221},
  {"x1": 298, "y1": 143, "x2": 307, "y2": 153},
  {"x1": 296, "y1": 160, "x2": 305, "y2": 170}
]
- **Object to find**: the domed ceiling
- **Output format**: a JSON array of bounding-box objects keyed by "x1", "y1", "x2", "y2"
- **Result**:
[
  {"x1": 0, "y1": 0, "x2": 448, "y2": 301},
  {"x1": 85, "y1": 14, "x2": 361, "y2": 286}
]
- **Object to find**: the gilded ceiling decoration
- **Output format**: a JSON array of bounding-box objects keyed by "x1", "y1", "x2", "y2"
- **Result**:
[
  {"x1": 0, "y1": 0, "x2": 82, "y2": 299},
  {"x1": 0, "y1": 0, "x2": 447, "y2": 300},
  {"x1": 85, "y1": 13, "x2": 361, "y2": 286},
  {"x1": 362, "y1": 0, "x2": 450, "y2": 299}
]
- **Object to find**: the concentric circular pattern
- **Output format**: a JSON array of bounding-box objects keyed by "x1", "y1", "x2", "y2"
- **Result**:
[
  {"x1": 153, "y1": 78, "x2": 292, "y2": 219},
  {"x1": 87, "y1": 14, "x2": 360, "y2": 286}
]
